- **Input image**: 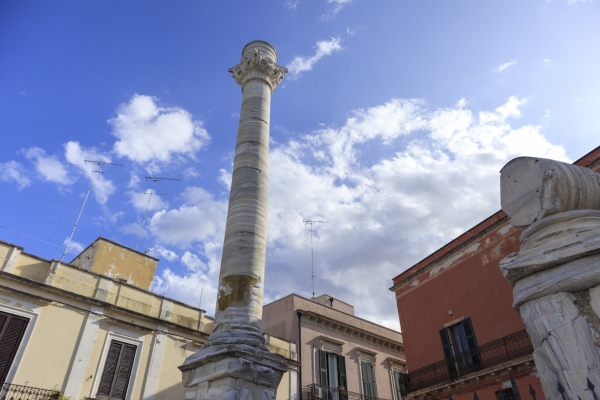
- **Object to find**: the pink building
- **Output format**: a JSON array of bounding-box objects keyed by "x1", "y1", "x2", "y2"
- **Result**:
[{"x1": 262, "y1": 294, "x2": 406, "y2": 400}]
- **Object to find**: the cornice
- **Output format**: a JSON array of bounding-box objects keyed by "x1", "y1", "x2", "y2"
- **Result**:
[{"x1": 300, "y1": 310, "x2": 404, "y2": 354}]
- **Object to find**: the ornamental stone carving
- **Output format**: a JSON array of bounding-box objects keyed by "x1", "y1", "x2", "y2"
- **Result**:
[
  {"x1": 228, "y1": 41, "x2": 288, "y2": 90},
  {"x1": 499, "y1": 156, "x2": 600, "y2": 400}
]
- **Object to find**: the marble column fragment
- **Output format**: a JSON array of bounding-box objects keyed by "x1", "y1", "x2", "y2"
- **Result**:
[
  {"x1": 499, "y1": 157, "x2": 600, "y2": 400},
  {"x1": 179, "y1": 41, "x2": 288, "y2": 400}
]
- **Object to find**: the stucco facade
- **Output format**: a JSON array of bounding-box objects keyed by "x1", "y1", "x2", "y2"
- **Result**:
[
  {"x1": 0, "y1": 238, "x2": 310, "y2": 400},
  {"x1": 389, "y1": 145, "x2": 600, "y2": 400},
  {"x1": 0, "y1": 238, "x2": 211, "y2": 399},
  {"x1": 262, "y1": 294, "x2": 406, "y2": 400}
]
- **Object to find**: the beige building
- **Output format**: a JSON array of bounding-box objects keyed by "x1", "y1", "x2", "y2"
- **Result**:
[
  {"x1": 262, "y1": 294, "x2": 406, "y2": 400},
  {"x1": 0, "y1": 237, "x2": 215, "y2": 400},
  {"x1": 0, "y1": 237, "x2": 399, "y2": 400},
  {"x1": 0, "y1": 237, "x2": 301, "y2": 400}
]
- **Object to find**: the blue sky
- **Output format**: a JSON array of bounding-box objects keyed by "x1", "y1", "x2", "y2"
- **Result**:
[{"x1": 1, "y1": 0, "x2": 599, "y2": 330}]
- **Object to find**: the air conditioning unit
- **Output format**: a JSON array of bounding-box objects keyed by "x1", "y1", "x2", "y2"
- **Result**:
[{"x1": 312, "y1": 387, "x2": 323, "y2": 399}]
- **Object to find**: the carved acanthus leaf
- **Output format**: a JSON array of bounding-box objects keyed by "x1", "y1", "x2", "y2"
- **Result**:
[{"x1": 229, "y1": 49, "x2": 288, "y2": 89}]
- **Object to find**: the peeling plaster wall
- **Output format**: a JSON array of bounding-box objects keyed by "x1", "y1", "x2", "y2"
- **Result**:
[{"x1": 393, "y1": 218, "x2": 524, "y2": 370}]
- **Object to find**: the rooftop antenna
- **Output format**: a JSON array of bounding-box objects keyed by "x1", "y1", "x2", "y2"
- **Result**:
[
  {"x1": 135, "y1": 176, "x2": 180, "y2": 250},
  {"x1": 303, "y1": 218, "x2": 327, "y2": 298},
  {"x1": 198, "y1": 287, "x2": 204, "y2": 310},
  {"x1": 61, "y1": 160, "x2": 122, "y2": 261}
]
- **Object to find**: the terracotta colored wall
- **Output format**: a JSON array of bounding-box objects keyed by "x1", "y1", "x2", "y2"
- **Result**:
[{"x1": 393, "y1": 221, "x2": 524, "y2": 371}]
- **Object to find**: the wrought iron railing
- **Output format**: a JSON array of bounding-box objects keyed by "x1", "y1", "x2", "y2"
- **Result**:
[
  {"x1": 400, "y1": 330, "x2": 534, "y2": 395},
  {"x1": 301, "y1": 384, "x2": 388, "y2": 400},
  {"x1": 0, "y1": 383, "x2": 60, "y2": 400}
]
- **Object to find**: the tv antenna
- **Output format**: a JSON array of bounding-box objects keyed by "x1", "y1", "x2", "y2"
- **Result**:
[
  {"x1": 61, "y1": 160, "x2": 122, "y2": 261},
  {"x1": 303, "y1": 218, "x2": 327, "y2": 298},
  {"x1": 135, "y1": 176, "x2": 180, "y2": 250}
]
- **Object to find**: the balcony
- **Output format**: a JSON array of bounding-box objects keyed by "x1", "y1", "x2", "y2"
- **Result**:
[
  {"x1": 0, "y1": 383, "x2": 60, "y2": 400},
  {"x1": 400, "y1": 330, "x2": 534, "y2": 395},
  {"x1": 302, "y1": 384, "x2": 389, "y2": 400}
]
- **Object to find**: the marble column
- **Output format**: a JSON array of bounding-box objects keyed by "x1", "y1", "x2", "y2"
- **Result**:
[
  {"x1": 499, "y1": 157, "x2": 600, "y2": 400},
  {"x1": 179, "y1": 41, "x2": 288, "y2": 400}
]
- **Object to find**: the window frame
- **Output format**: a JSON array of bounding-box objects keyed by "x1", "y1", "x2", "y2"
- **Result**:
[
  {"x1": 92, "y1": 326, "x2": 143, "y2": 400},
  {"x1": 440, "y1": 317, "x2": 480, "y2": 377},
  {"x1": 0, "y1": 295, "x2": 40, "y2": 385},
  {"x1": 356, "y1": 348, "x2": 378, "y2": 399},
  {"x1": 388, "y1": 358, "x2": 406, "y2": 400}
]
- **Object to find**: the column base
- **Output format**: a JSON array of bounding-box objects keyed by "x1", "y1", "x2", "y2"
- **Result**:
[{"x1": 180, "y1": 330, "x2": 287, "y2": 400}]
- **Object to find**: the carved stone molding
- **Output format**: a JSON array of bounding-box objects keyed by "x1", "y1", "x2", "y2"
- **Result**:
[
  {"x1": 300, "y1": 311, "x2": 404, "y2": 354},
  {"x1": 229, "y1": 46, "x2": 288, "y2": 90}
]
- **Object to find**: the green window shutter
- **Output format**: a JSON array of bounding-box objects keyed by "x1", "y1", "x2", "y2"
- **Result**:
[
  {"x1": 393, "y1": 370, "x2": 403, "y2": 400},
  {"x1": 319, "y1": 350, "x2": 328, "y2": 386},
  {"x1": 361, "y1": 361, "x2": 376, "y2": 397},
  {"x1": 337, "y1": 355, "x2": 347, "y2": 389}
]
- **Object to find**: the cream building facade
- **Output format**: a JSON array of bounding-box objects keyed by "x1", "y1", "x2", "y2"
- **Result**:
[
  {"x1": 262, "y1": 294, "x2": 406, "y2": 400},
  {"x1": 0, "y1": 237, "x2": 301, "y2": 400},
  {"x1": 0, "y1": 237, "x2": 398, "y2": 400}
]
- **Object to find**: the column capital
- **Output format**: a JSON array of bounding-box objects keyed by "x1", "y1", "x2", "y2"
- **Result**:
[{"x1": 228, "y1": 41, "x2": 287, "y2": 89}]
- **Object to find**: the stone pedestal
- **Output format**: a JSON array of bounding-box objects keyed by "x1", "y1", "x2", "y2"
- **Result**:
[
  {"x1": 180, "y1": 330, "x2": 287, "y2": 400},
  {"x1": 179, "y1": 41, "x2": 288, "y2": 399},
  {"x1": 499, "y1": 157, "x2": 600, "y2": 400}
]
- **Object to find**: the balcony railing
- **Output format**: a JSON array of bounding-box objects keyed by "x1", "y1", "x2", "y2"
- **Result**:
[
  {"x1": 0, "y1": 383, "x2": 60, "y2": 400},
  {"x1": 401, "y1": 329, "x2": 534, "y2": 395},
  {"x1": 302, "y1": 384, "x2": 388, "y2": 400}
]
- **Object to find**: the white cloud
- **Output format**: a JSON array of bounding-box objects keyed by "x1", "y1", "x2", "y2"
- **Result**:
[
  {"x1": 285, "y1": 0, "x2": 300, "y2": 9},
  {"x1": 64, "y1": 141, "x2": 116, "y2": 204},
  {"x1": 147, "y1": 245, "x2": 179, "y2": 261},
  {"x1": 149, "y1": 187, "x2": 227, "y2": 250},
  {"x1": 181, "y1": 251, "x2": 207, "y2": 272},
  {"x1": 145, "y1": 97, "x2": 568, "y2": 328},
  {"x1": 152, "y1": 267, "x2": 218, "y2": 313},
  {"x1": 323, "y1": 0, "x2": 352, "y2": 18},
  {"x1": 286, "y1": 38, "x2": 343, "y2": 79},
  {"x1": 109, "y1": 95, "x2": 210, "y2": 170},
  {"x1": 128, "y1": 189, "x2": 169, "y2": 213},
  {"x1": 567, "y1": 0, "x2": 592, "y2": 4},
  {"x1": 0, "y1": 161, "x2": 31, "y2": 189},
  {"x1": 23, "y1": 147, "x2": 73, "y2": 185},
  {"x1": 62, "y1": 237, "x2": 84, "y2": 255},
  {"x1": 494, "y1": 60, "x2": 517, "y2": 73}
]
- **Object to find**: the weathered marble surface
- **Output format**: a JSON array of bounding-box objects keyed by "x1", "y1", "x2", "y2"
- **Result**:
[
  {"x1": 179, "y1": 41, "x2": 287, "y2": 400},
  {"x1": 499, "y1": 157, "x2": 600, "y2": 399},
  {"x1": 500, "y1": 157, "x2": 600, "y2": 229}
]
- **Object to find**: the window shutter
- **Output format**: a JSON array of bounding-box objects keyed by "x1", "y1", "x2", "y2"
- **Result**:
[
  {"x1": 461, "y1": 318, "x2": 478, "y2": 349},
  {"x1": 393, "y1": 370, "x2": 403, "y2": 400},
  {"x1": 461, "y1": 318, "x2": 481, "y2": 366},
  {"x1": 319, "y1": 350, "x2": 328, "y2": 387},
  {"x1": 337, "y1": 355, "x2": 346, "y2": 390},
  {"x1": 0, "y1": 313, "x2": 28, "y2": 385},
  {"x1": 0, "y1": 314, "x2": 8, "y2": 333},
  {"x1": 361, "y1": 361, "x2": 376, "y2": 397},
  {"x1": 439, "y1": 328, "x2": 456, "y2": 376},
  {"x1": 111, "y1": 344, "x2": 136, "y2": 398},
  {"x1": 439, "y1": 328, "x2": 453, "y2": 360},
  {"x1": 98, "y1": 341, "x2": 122, "y2": 396}
]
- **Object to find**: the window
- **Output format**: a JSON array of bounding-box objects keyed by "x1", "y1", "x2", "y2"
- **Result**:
[
  {"x1": 439, "y1": 318, "x2": 480, "y2": 376},
  {"x1": 360, "y1": 361, "x2": 377, "y2": 399},
  {"x1": 97, "y1": 340, "x2": 137, "y2": 400},
  {"x1": 0, "y1": 311, "x2": 29, "y2": 385},
  {"x1": 319, "y1": 350, "x2": 347, "y2": 400},
  {"x1": 392, "y1": 370, "x2": 406, "y2": 400}
]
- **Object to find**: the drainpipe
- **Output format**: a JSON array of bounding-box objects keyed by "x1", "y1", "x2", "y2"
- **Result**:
[{"x1": 297, "y1": 310, "x2": 303, "y2": 399}]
